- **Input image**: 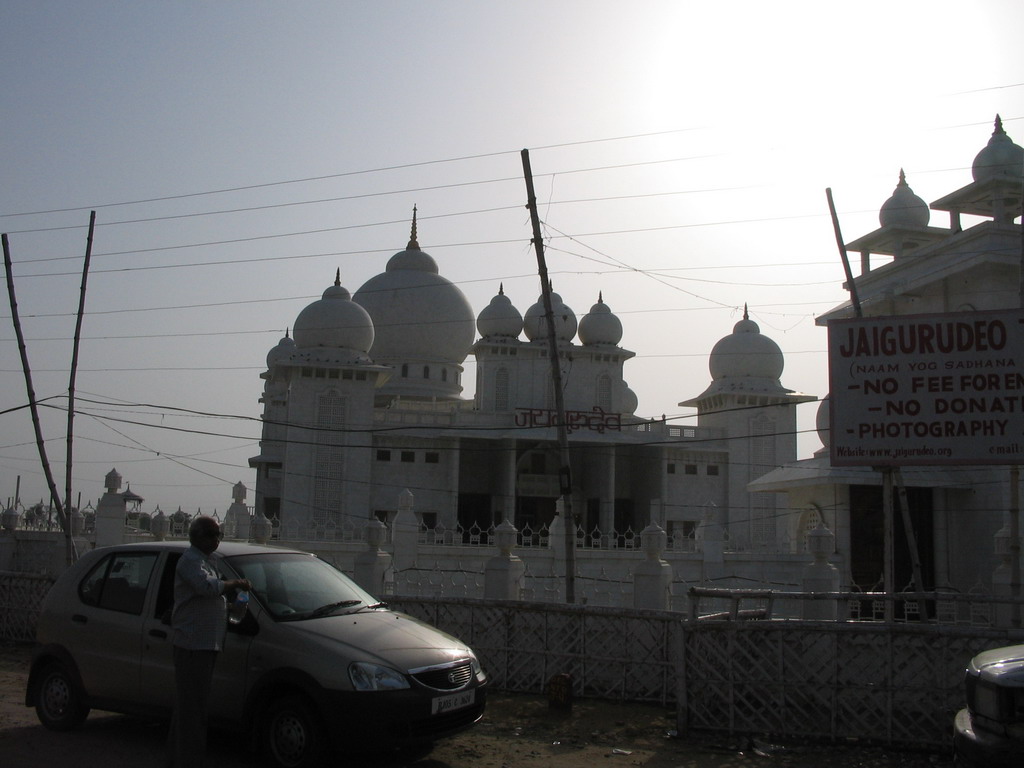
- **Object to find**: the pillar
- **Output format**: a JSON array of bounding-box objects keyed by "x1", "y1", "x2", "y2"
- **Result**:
[
  {"x1": 697, "y1": 503, "x2": 724, "y2": 582},
  {"x1": 634, "y1": 520, "x2": 672, "y2": 610},
  {"x1": 484, "y1": 520, "x2": 524, "y2": 600},
  {"x1": 355, "y1": 518, "x2": 393, "y2": 597},
  {"x1": 224, "y1": 481, "x2": 251, "y2": 540},
  {"x1": 802, "y1": 521, "x2": 840, "y2": 620},
  {"x1": 392, "y1": 488, "x2": 419, "y2": 571},
  {"x1": 95, "y1": 469, "x2": 126, "y2": 548}
]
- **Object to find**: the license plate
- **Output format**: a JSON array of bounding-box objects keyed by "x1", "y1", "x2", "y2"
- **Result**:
[{"x1": 431, "y1": 689, "x2": 475, "y2": 715}]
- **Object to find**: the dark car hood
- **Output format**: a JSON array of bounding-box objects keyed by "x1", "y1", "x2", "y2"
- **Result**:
[{"x1": 280, "y1": 609, "x2": 471, "y2": 670}]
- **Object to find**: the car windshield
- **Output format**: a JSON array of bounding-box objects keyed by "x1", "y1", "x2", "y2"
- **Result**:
[{"x1": 224, "y1": 552, "x2": 379, "y2": 621}]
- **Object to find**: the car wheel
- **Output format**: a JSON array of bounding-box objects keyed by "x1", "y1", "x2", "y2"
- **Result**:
[
  {"x1": 34, "y1": 662, "x2": 90, "y2": 731},
  {"x1": 263, "y1": 695, "x2": 325, "y2": 768}
]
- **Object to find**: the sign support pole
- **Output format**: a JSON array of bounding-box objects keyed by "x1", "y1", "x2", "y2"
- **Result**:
[
  {"x1": 893, "y1": 467, "x2": 928, "y2": 619},
  {"x1": 1013, "y1": 185, "x2": 1023, "y2": 628},
  {"x1": 881, "y1": 468, "x2": 895, "y2": 622}
]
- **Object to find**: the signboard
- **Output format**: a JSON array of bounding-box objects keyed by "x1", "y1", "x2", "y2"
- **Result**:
[{"x1": 827, "y1": 308, "x2": 1024, "y2": 466}]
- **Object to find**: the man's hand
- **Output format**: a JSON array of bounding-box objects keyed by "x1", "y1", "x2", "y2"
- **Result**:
[{"x1": 224, "y1": 579, "x2": 252, "y2": 594}]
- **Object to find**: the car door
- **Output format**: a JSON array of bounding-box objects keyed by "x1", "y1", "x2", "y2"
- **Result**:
[
  {"x1": 138, "y1": 551, "x2": 180, "y2": 712},
  {"x1": 207, "y1": 555, "x2": 258, "y2": 723},
  {"x1": 138, "y1": 551, "x2": 256, "y2": 723},
  {"x1": 69, "y1": 550, "x2": 160, "y2": 704}
]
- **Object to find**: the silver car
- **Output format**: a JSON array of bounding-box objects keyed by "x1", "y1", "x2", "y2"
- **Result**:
[
  {"x1": 25, "y1": 541, "x2": 487, "y2": 767},
  {"x1": 954, "y1": 643, "x2": 1024, "y2": 767}
]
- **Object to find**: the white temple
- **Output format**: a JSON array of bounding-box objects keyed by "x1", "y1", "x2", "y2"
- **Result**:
[
  {"x1": 250, "y1": 211, "x2": 809, "y2": 553},
  {"x1": 249, "y1": 117, "x2": 1021, "y2": 598}
]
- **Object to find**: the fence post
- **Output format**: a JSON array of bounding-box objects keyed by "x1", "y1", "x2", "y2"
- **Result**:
[
  {"x1": 94, "y1": 468, "x2": 126, "y2": 548},
  {"x1": 484, "y1": 520, "x2": 524, "y2": 600},
  {"x1": 634, "y1": 520, "x2": 672, "y2": 610},
  {"x1": 697, "y1": 505, "x2": 724, "y2": 581},
  {"x1": 993, "y1": 520, "x2": 1017, "y2": 627},
  {"x1": 355, "y1": 517, "x2": 393, "y2": 597},
  {"x1": 224, "y1": 482, "x2": 251, "y2": 540},
  {"x1": 802, "y1": 521, "x2": 840, "y2": 620},
  {"x1": 392, "y1": 489, "x2": 419, "y2": 572}
]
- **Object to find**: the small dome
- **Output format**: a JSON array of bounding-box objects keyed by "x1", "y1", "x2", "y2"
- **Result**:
[
  {"x1": 293, "y1": 271, "x2": 375, "y2": 354},
  {"x1": 266, "y1": 331, "x2": 296, "y2": 367},
  {"x1": 708, "y1": 307, "x2": 784, "y2": 381},
  {"x1": 578, "y1": 293, "x2": 623, "y2": 346},
  {"x1": 523, "y1": 288, "x2": 577, "y2": 342},
  {"x1": 879, "y1": 169, "x2": 930, "y2": 228},
  {"x1": 477, "y1": 284, "x2": 523, "y2": 339},
  {"x1": 972, "y1": 115, "x2": 1024, "y2": 182}
]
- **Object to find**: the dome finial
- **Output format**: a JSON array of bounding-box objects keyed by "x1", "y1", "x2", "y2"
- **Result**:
[
  {"x1": 598, "y1": 291, "x2": 604, "y2": 303},
  {"x1": 334, "y1": 268, "x2": 340, "y2": 287},
  {"x1": 499, "y1": 282, "x2": 504, "y2": 295},
  {"x1": 994, "y1": 114, "x2": 1005, "y2": 135},
  {"x1": 407, "y1": 205, "x2": 420, "y2": 250},
  {"x1": 898, "y1": 168, "x2": 907, "y2": 185},
  {"x1": 743, "y1": 302, "x2": 749, "y2": 320},
  {"x1": 286, "y1": 326, "x2": 290, "y2": 338}
]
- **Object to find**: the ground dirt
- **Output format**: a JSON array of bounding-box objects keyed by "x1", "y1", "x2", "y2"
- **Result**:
[{"x1": 1, "y1": 642, "x2": 954, "y2": 767}]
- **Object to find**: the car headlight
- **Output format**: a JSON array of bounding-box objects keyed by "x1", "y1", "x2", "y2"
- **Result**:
[
  {"x1": 348, "y1": 662, "x2": 410, "y2": 691},
  {"x1": 470, "y1": 654, "x2": 486, "y2": 682}
]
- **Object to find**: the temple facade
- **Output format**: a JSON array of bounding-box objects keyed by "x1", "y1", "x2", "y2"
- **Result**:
[{"x1": 249, "y1": 213, "x2": 810, "y2": 552}]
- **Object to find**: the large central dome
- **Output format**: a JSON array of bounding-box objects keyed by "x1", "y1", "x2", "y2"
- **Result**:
[{"x1": 352, "y1": 212, "x2": 475, "y2": 399}]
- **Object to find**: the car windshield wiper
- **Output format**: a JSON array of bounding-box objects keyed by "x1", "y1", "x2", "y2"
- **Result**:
[
  {"x1": 345, "y1": 601, "x2": 388, "y2": 614},
  {"x1": 309, "y1": 599, "x2": 362, "y2": 619}
]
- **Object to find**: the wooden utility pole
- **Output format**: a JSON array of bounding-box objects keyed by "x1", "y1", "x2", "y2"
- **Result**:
[
  {"x1": 3, "y1": 233, "x2": 73, "y2": 562},
  {"x1": 522, "y1": 148, "x2": 576, "y2": 604},
  {"x1": 826, "y1": 188, "x2": 862, "y2": 317},
  {"x1": 62, "y1": 210, "x2": 95, "y2": 565}
]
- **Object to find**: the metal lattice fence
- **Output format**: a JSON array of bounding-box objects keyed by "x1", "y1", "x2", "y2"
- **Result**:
[
  {"x1": 0, "y1": 571, "x2": 53, "y2": 642},
  {"x1": 393, "y1": 597, "x2": 1024, "y2": 749},
  {"x1": 4, "y1": 573, "x2": 1023, "y2": 749}
]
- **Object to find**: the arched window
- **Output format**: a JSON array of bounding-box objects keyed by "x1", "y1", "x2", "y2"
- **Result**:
[
  {"x1": 441, "y1": 368, "x2": 448, "y2": 382},
  {"x1": 401, "y1": 364, "x2": 408, "y2": 378},
  {"x1": 423, "y1": 366, "x2": 430, "y2": 379}
]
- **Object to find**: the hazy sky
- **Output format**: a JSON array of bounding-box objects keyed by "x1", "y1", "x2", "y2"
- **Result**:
[{"x1": 2, "y1": 1, "x2": 1022, "y2": 515}]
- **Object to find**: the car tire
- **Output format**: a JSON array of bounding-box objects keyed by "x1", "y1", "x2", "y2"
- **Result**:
[
  {"x1": 34, "y1": 661, "x2": 90, "y2": 731},
  {"x1": 262, "y1": 694, "x2": 326, "y2": 768}
]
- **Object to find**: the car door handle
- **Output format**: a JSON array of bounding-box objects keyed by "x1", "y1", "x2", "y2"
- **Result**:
[
  {"x1": 72, "y1": 614, "x2": 87, "y2": 624},
  {"x1": 149, "y1": 629, "x2": 168, "y2": 639}
]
